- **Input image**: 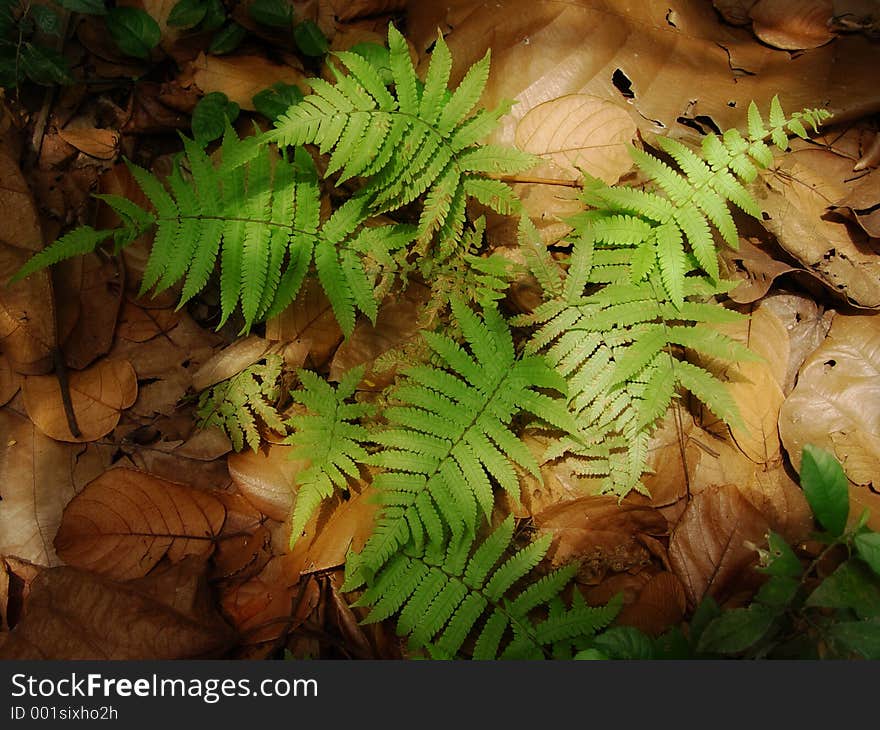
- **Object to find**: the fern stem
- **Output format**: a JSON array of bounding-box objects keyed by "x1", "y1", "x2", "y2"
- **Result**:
[{"x1": 492, "y1": 174, "x2": 582, "y2": 188}]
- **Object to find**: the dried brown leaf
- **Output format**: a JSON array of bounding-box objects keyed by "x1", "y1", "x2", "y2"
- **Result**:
[
  {"x1": 669, "y1": 484, "x2": 770, "y2": 607},
  {"x1": 187, "y1": 52, "x2": 307, "y2": 111},
  {"x1": 515, "y1": 94, "x2": 636, "y2": 184},
  {"x1": 617, "y1": 572, "x2": 688, "y2": 637},
  {"x1": 23, "y1": 358, "x2": 137, "y2": 442},
  {"x1": 56, "y1": 127, "x2": 119, "y2": 160},
  {"x1": 749, "y1": 0, "x2": 834, "y2": 49},
  {"x1": 0, "y1": 565, "x2": 233, "y2": 659},
  {"x1": 228, "y1": 444, "x2": 301, "y2": 521},
  {"x1": 54, "y1": 467, "x2": 227, "y2": 580},
  {"x1": 779, "y1": 312, "x2": 880, "y2": 488},
  {"x1": 192, "y1": 335, "x2": 281, "y2": 392}
]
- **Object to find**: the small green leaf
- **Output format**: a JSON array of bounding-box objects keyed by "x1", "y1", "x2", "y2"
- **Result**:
[
  {"x1": 829, "y1": 620, "x2": 880, "y2": 659},
  {"x1": 589, "y1": 626, "x2": 655, "y2": 659},
  {"x1": 191, "y1": 91, "x2": 240, "y2": 144},
  {"x1": 573, "y1": 648, "x2": 609, "y2": 660},
  {"x1": 106, "y1": 7, "x2": 161, "y2": 59},
  {"x1": 806, "y1": 560, "x2": 880, "y2": 619},
  {"x1": 56, "y1": 0, "x2": 107, "y2": 15},
  {"x1": 800, "y1": 444, "x2": 849, "y2": 537},
  {"x1": 760, "y1": 531, "x2": 803, "y2": 578},
  {"x1": 252, "y1": 81, "x2": 303, "y2": 121},
  {"x1": 248, "y1": 0, "x2": 293, "y2": 29},
  {"x1": 199, "y1": 0, "x2": 225, "y2": 31},
  {"x1": 209, "y1": 21, "x2": 246, "y2": 54},
  {"x1": 0, "y1": 49, "x2": 19, "y2": 88},
  {"x1": 754, "y1": 575, "x2": 799, "y2": 612},
  {"x1": 30, "y1": 5, "x2": 62, "y2": 35},
  {"x1": 696, "y1": 606, "x2": 776, "y2": 655},
  {"x1": 19, "y1": 43, "x2": 71, "y2": 85},
  {"x1": 856, "y1": 532, "x2": 880, "y2": 576},
  {"x1": 293, "y1": 19, "x2": 328, "y2": 57},
  {"x1": 167, "y1": 0, "x2": 208, "y2": 29},
  {"x1": 688, "y1": 595, "x2": 721, "y2": 648}
]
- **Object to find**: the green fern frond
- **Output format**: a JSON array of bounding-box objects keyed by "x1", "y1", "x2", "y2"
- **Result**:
[
  {"x1": 349, "y1": 299, "x2": 574, "y2": 582},
  {"x1": 349, "y1": 515, "x2": 621, "y2": 658},
  {"x1": 196, "y1": 354, "x2": 285, "y2": 452},
  {"x1": 269, "y1": 25, "x2": 535, "y2": 251},
  {"x1": 284, "y1": 365, "x2": 374, "y2": 546},
  {"x1": 10, "y1": 226, "x2": 117, "y2": 283}
]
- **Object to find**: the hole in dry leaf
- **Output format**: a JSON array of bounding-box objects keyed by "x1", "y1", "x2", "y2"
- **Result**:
[
  {"x1": 695, "y1": 114, "x2": 721, "y2": 134},
  {"x1": 728, "y1": 100, "x2": 737, "y2": 107},
  {"x1": 824, "y1": 359, "x2": 837, "y2": 368},
  {"x1": 612, "y1": 68, "x2": 635, "y2": 99},
  {"x1": 677, "y1": 116, "x2": 708, "y2": 134}
]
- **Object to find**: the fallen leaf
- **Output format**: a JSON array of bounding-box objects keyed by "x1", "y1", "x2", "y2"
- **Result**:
[
  {"x1": 669, "y1": 483, "x2": 770, "y2": 607},
  {"x1": 535, "y1": 496, "x2": 667, "y2": 584},
  {"x1": 327, "y1": 0, "x2": 406, "y2": 22},
  {"x1": 0, "y1": 411, "x2": 97, "y2": 565},
  {"x1": 54, "y1": 253, "x2": 124, "y2": 370},
  {"x1": 749, "y1": 0, "x2": 835, "y2": 50},
  {"x1": 329, "y1": 284, "x2": 430, "y2": 388},
  {"x1": 116, "y1": 299, "x2": 183, "y2": 342},
  {"x1": 757, "y1": 159, "x2": 880, "y2": 309},
  {"x1": 54, "y1": 467, "x2": 227, "y2": 580},
  {"x1": 23, "y1": 358, "x2": 138, "y2": 442},
  {"x1": 616, "y1": 572, "x2": 688, "y2": 636},
  {"x1": 0, "y1": 355, "x2": 21, "y2": 405},
  {"x1": 779, "y1": 312, "x2": 880, "y2": 488},
  {"x1": 720, "y1": 237, "x2": 796, "y2": 305},
  {"x1": 265, "y1": 277, "x2": 344, "y2": 369},
  {"x1": 228, "y1": 444, "x2": 301, "y2": 521},
  {"x1": 515, "y1": 94, "x2": 636, "y2": 184},
  {"x1": 833, "y1": 167, "x2": 880, "y2": 238},
  {"x1": 56, "y1": 127, "x2": 120, "y2": 160},
  {"x1": 187, "y1": 52, "x2": 307, "y2": 111},
  {"x1": 0, "y1": 147, "x2": 55, "y2": 374},
  {"x1": 0, "y1": 565, "x2": 233, "y2": 659},
  {"x1": 192, "y1": 335, "x2": 281, "y2": 392}
]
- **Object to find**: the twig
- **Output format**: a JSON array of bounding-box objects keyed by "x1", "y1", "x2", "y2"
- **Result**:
[{"x1": 52, "y1": 347, "x2": 81, "y2": 438}]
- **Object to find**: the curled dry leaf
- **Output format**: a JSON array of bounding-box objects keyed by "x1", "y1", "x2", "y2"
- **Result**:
[
  {"x1": 757, "y1": 159, "x2": 880, "y2": 309},
  {"x1": 779, "y1": 312, "x2": 880, "y2": 488},
  {"x1": 56, "y1": 127, "x2": 120, "y2": 160},
  {"x1": 192, "y1": 335, "x2": 281, "y2": 392},
  {"x1": 23, "y1": 358, "x2": 138, "y2": 442},
  {"x1": 833, "y1": 168, "x2": 880, "y2": 238},
  {"x1": 713, "y1": 0, "x2": 758, "y2": 25},
  {"x1": 228, "y1": 444, "x2": 302, "y2": 521},
  {"x1": 0, "y1": 566, "x2": 234, "y2": 659},
  {"x1": 669, "y1": 483, "x2": 770, "y2": 607},
  {"x1": 0, "y1": 148, "x2": 55, "y2": 375},
  {"x1": 54, "y1": 467, "x2": 227, "y2": 580},
  {"x1": 720, "y1": 237, "x2": 796, "y2": 305},
  {"x1": 748, "y1": 0, "x2": 835, "y2": 50},
  {"x1": 515, "y1": 94, "x2": 636, "y2": 184},
  {"x1": 327, "y1": 0, "x2": 407, "y2": 22}
]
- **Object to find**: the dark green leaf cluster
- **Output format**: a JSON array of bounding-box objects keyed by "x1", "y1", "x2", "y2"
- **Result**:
[{"x1": 196, "y1": 354, "x2": 286, "y2": 452}]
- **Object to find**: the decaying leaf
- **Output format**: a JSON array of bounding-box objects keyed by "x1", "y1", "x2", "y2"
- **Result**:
[
  {"x1": 669, "y1": 484, "x2": 770, "y2": 607},
  {"x1": 757, "y1": 159, "x2": 880, "y2": 309},
  {"x1": 0, "y1": 356, "x2": 21, "y2": 405},
  {"x1": 748, "y1": 0, "x2": 835, "y2": 50},
  {"x1": 0, "y1": 148, "x2": 55, "y2": 375},
  {"x1": 56, "y1": 127, "x2": 120, "y2": 160},
  {"x1": 616, "y1": 572, "x2": 688, "y2": 637},
  {"x1": 0, "y1": 411, "x2": 104, "y2": 565},
  {"x1": 514, "y1": 94, "x2": 636, "y2": 184},
  {"x1": 186, "y1": 52, "x2": 307, "y2": 111},
  {"x1": 779, "y1": 312, "x2": 880, "y2": 488},
  {"x1": 0, "y1": 565, "x2": 234, "y2": 659},
  {"x1": 192, "y1": 335, "x2": 282, "y2": 392},
  {"x1": 535, "y1": 496, "x2": 667, "y2": 584},
  {"x1": 54, "y1": 468, "x2": 227, "y2": 580},
  {"x1": 23, "y1": 359, "x2": 138, "y2": 442},
  {"x1": 228, "y1": 444, "x2": 302, "y2": 521}
]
